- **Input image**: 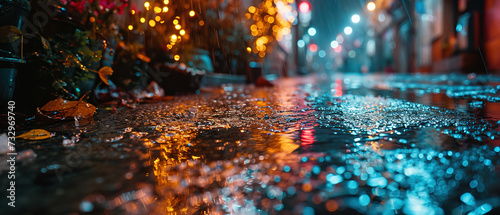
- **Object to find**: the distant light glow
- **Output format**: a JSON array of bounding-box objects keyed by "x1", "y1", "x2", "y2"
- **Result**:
[
  {"x1": 154, "y1": 7, "x2": 162, "y2": 14},
  {"x1": 378, "y1": 13, "x2": 386, "y2": 22},
  {"x1": 174, "y1": 55, "x2": 180, "y2": 61},
  {"x1": 348, "y1": 50, "x2": 356, "y2": 58},
  {"x1": 325, "y1": 62, "x2": 333, "y2": 70},
  {"x1": 299, "y1": 2, "x2": 311, "y2": 13},
  {"x1": 248, "y1": 6, "x2": 256, "y2": 13},
  {"x1": 331, "y1": 41, "x2": 339, "y2": 48},
  {"x1": 189, "y1": 10, "x2": 195, "y2": 17},
  {"x1": 367, "y1": 2, "x2": 376, "y2": 11},
  {"x1": 351, "y1": 14, "x2": 360, "y2": 23},
  {"x1": 354, "y1": 39, "x2": 361, "y2": 47},
  {"x1": 308, "y1": 27, "x2": 317, "y2": 36},
  {"x1": 128, "y1": 25, "x2": 133, "y2": 30},
  {"x1": 334, "y1": 45, "x2": 342, "y2": 53},
  {"x1": 336, "y1": 35, "x2": 344, "y2": 43},
  {"x1": 344, "y1": 26, "x2": 353, "y2": 35},
  {"x1": 179, "y1": 30, "x2": 186, "y2": 35},
  {"x1": 367, "y1": 39, "x2": 376, "y2": 56},
  {"x1": 149, "y1": 20, "x2": 156, "y2": 27},
  {"x1": 297, "y1": 40, "x2": 305, "y2": 48},
  {"x1": 309, "y1": 44, "x2": 318, "y2": 52},
  {"x1": 318, "y1": 50, "x2": 326, "y2": 58}
]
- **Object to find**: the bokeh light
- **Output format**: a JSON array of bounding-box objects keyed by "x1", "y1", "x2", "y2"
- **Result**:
[
  {"x1": 299, "y1": 1, "x2": 311, "y2": 13},
  {"x1": 309, "y1": 43, "x2": 318, "y2": 52},
  {"x1": 367, "y1": 2, "x2": 376, "y2": 11},
  {"x1": 331, "y1": 40, "x2": 339, "y2": 48},
  {"x1": 351, "y1": 14, "x2": 360, "y2": 23},
  {"x1": 344, "y1": 26, "x2": 353, "y2": 35},
  {"x1": 334, "y1": 45, "x2": 342, "y2": 53},
  {"x1": 308, "y1": 27, "x2": 317, "y2": 36},
  {"x1": 336, "y1": 35, "x2": 344, "y2": 43},
  {"x1": 297, "y1": 40, "x2": 305, "y2": 48}
]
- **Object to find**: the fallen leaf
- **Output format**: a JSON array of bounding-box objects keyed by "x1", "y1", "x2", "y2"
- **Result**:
[
  {"x1": 98, "y1": 66, "x2": 114, "y2": 85},
  {"x1": 0, "y1": 25, "x2": 22, "y2": 43},
  {"x1": 137, "y1": 53, "x2": 151, "y2": 63},
  {"x1": 16, "y1": 129, "x2": 52, "y2": 140},
  {"x1": 37, "y1": 97, "x2": 96, "y2": 121}
]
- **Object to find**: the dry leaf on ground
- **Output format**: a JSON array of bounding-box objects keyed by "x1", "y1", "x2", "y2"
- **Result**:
[
  {"x1": 16, "y1": 129, "x2": 52, "y2": 140},
  {"x1": 37, "y1": 97, "x2": 96, "y2": 121}
]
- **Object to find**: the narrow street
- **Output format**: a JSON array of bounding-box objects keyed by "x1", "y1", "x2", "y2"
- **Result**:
[{"x1": 3, "y1": 73, "x2": 500, "y2": 214}]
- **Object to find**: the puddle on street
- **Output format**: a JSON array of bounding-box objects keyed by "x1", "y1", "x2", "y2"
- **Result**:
[{"x1": 4, "y1": 74, "x2": 500, "y2": 215}]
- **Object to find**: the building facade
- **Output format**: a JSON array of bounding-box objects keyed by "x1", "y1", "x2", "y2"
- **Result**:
[{"x1": 369, "y1": 0, "x2": 500, "y2": 74}]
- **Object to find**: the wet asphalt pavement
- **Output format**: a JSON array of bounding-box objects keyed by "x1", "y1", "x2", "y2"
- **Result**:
[{"x1": 2, "y1": 72, "x2": 500, "y2": 215}]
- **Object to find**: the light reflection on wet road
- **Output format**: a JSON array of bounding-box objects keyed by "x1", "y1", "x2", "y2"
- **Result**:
[{"x1": 4, "y1": 73, "x2": 500, "y2": 215}]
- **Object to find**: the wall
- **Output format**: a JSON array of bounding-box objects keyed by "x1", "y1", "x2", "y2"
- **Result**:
[{"x1": 484, "y1": 0, "x2": 500, "y2": 72}]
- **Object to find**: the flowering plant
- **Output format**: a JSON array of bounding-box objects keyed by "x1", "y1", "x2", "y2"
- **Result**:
[{"x1": 60, "y1": 0, "x2": 129, "y2": 25}]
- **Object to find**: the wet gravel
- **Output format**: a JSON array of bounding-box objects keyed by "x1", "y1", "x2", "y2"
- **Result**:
[{"x1": 2, "y1": 73, "x2": 500, "y2": 215}]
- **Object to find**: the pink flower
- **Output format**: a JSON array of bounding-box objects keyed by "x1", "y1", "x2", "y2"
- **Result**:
[
  {"x1": 99, "y1": 0, "x2": 115, "y2": 10},
  {"x1": 116, "y1": 2, "x2": 129, "y2": 15},
  {"x1": 69, "y1": 1, "x2": 86, "y2": 13}
]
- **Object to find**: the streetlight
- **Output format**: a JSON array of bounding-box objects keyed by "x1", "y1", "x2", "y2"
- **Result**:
[
  {"x1": 351, "y1": 14, "x2": 360, "y2": 23},
  {"x1": 344, "y1": 26, "x2": 353, "y2": 35},
  {"x1": 367, "y1": 2, "x2": 376, "y2": 11}
]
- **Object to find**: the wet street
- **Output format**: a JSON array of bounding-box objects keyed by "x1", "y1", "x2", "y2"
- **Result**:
[{"x1": 3, "y1": 73, "x2": 500, "y2": 215}]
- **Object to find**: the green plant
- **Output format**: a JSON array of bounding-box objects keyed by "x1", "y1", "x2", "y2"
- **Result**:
[{"x1": 31, "y1": 29, "x2": 105, "y2": 98}]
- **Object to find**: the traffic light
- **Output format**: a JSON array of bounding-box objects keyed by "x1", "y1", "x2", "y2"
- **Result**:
[
  {"x1": 299, "y1": 1, "x2": 311, "y2": 13},
  {"x1": 298, "y1": 1, "x2": 312, "y2": 26}
]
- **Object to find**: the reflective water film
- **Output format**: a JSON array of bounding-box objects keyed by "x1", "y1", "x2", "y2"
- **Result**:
[{"x1": 4, "y1": 73, "x2": 500, "y2": 214}]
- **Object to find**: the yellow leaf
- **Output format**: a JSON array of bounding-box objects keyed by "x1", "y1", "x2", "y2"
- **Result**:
[
  {"x1": 0, "y1": 25, "x2": 23, "y2": 43},
  {"x1": 98, "y1": 66, "x2": 114, "y2": 86},
  {"x1": 16, "y1": 129, "x2": 52, "y2": 140}
]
